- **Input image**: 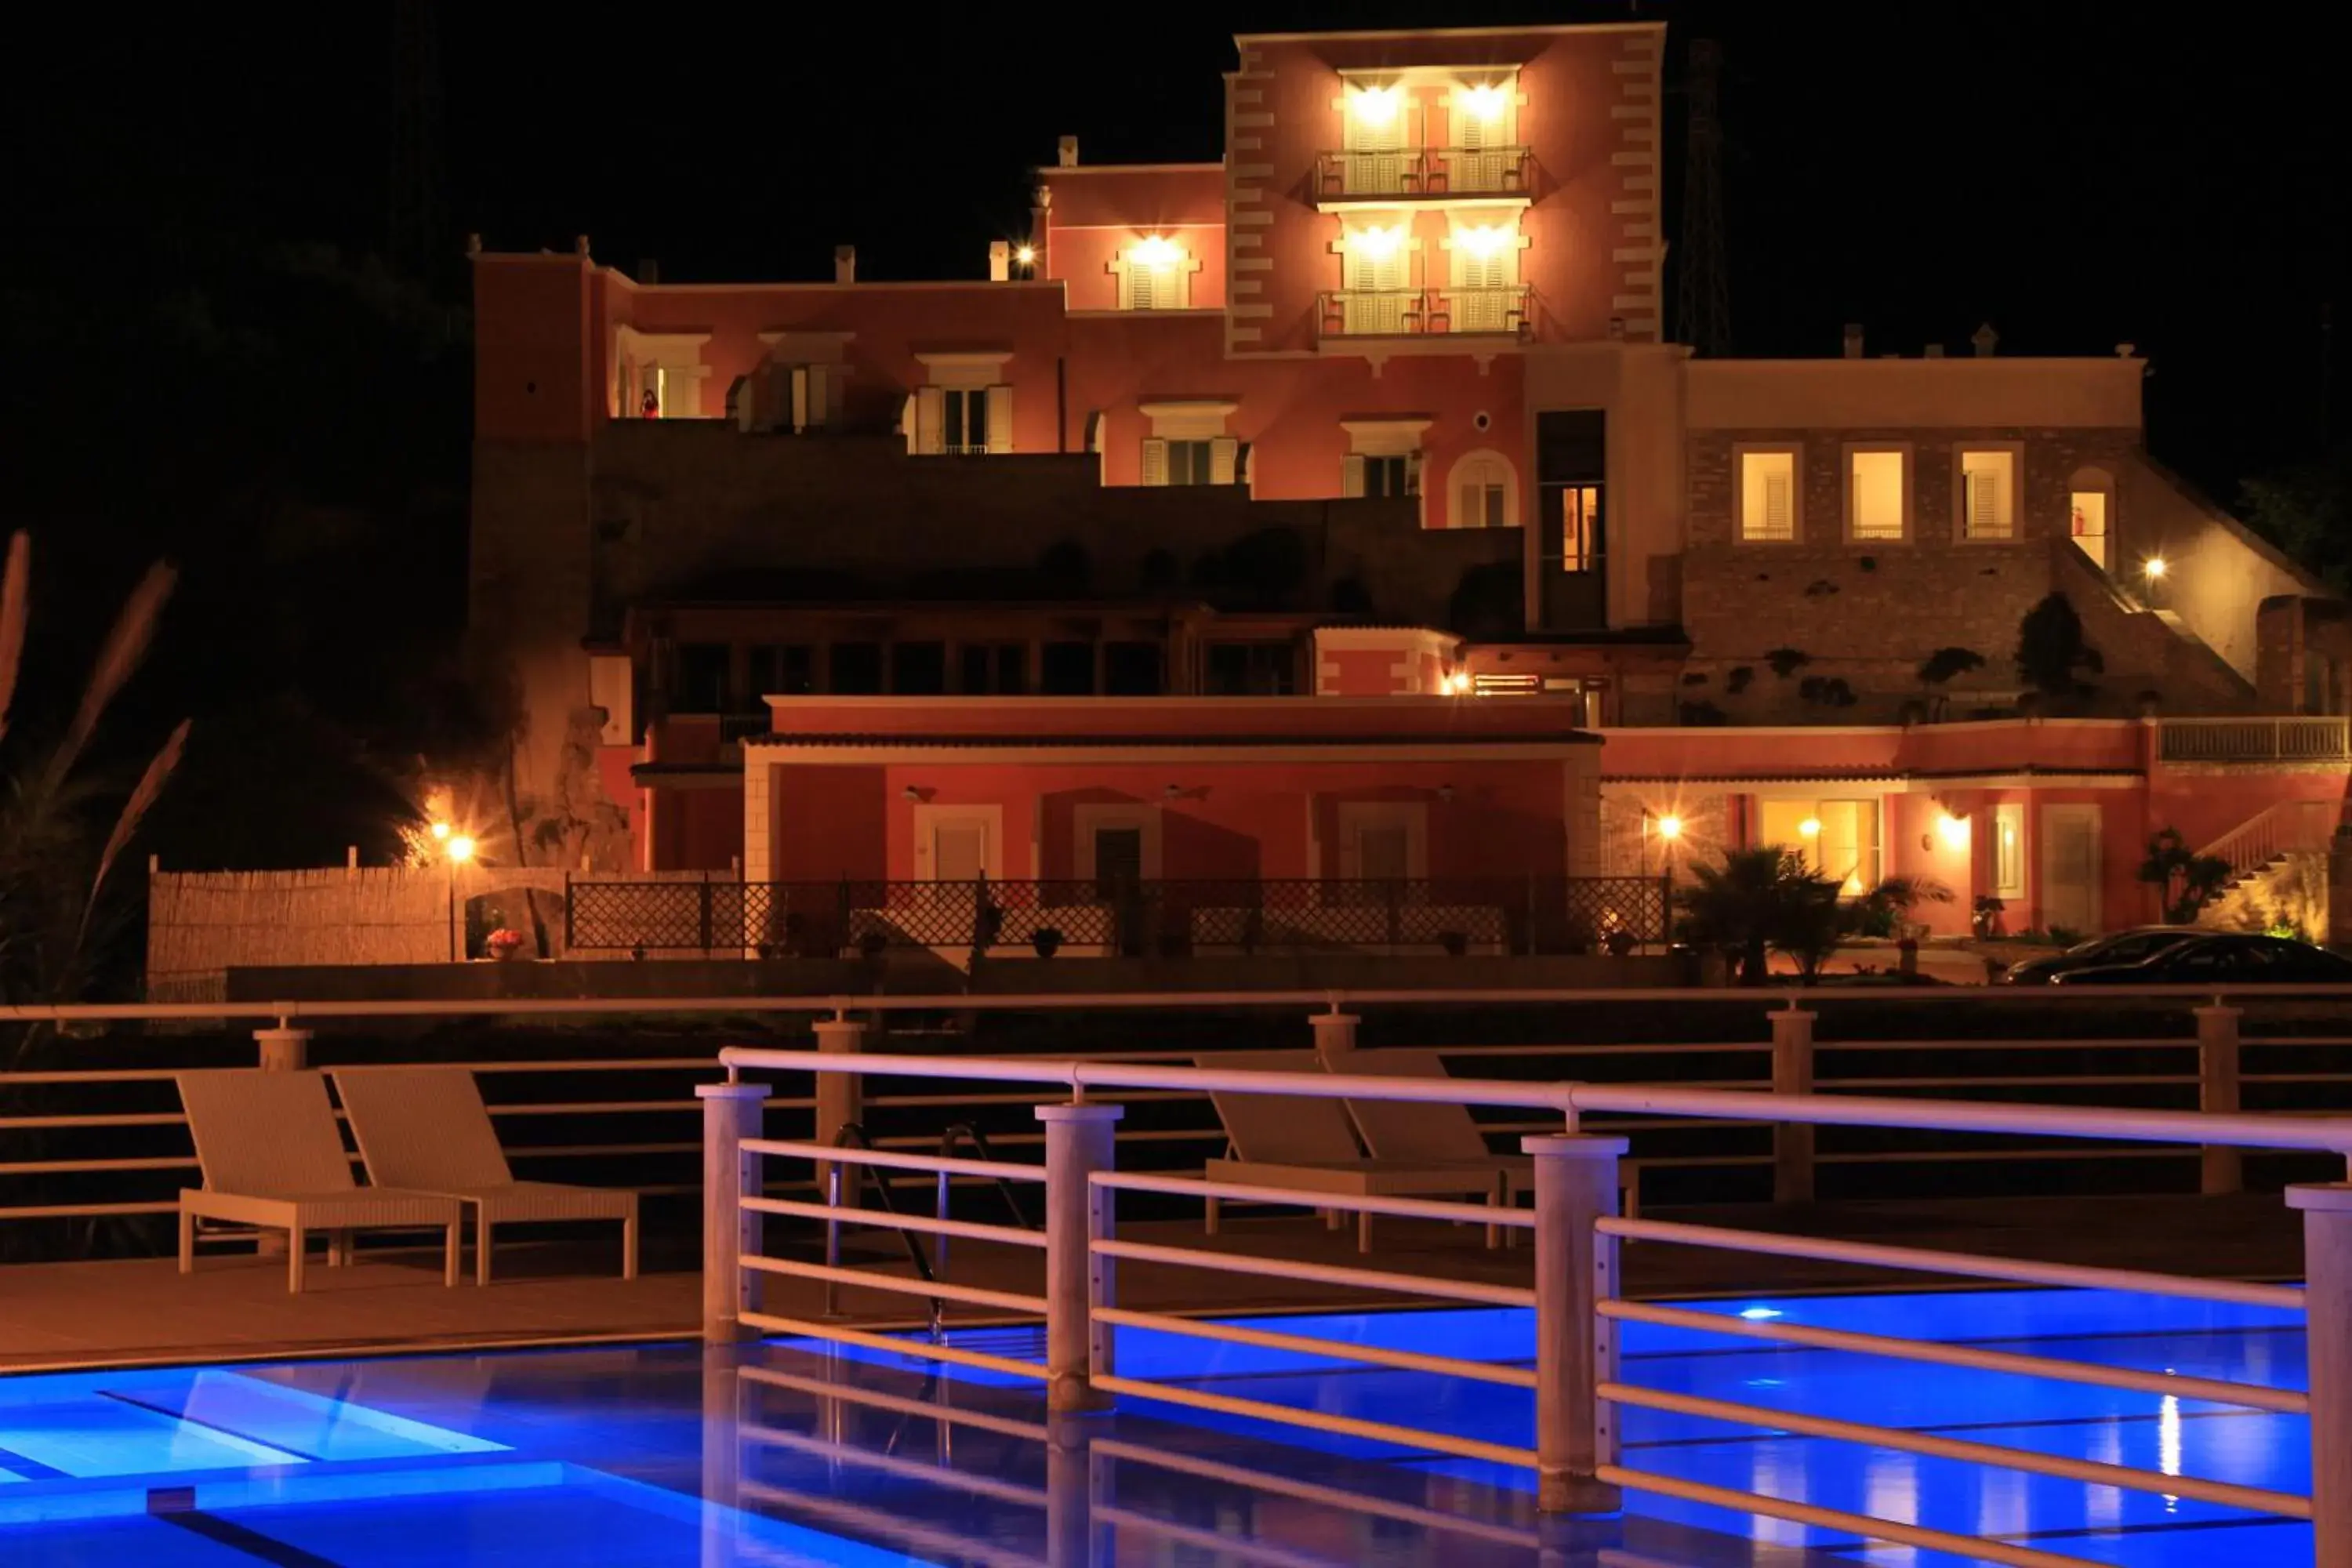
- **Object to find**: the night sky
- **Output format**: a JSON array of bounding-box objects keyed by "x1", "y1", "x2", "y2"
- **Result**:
[{"x1": 2, "y1": 2, "x2": 2345, "y2": 879}]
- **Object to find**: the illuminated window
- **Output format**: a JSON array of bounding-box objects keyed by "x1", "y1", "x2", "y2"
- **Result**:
[
  {"x1": 1448, "y1": 449, "x2": 1517, "y2": 528},
  {"x1": 1120, "y1": 238, "x2": 1190, "y2": 310},
  {"x1": 1993, "y1": 803, "x2": 2026, "y2": 899},
  {"x1": 2068, "y1": 469, "x2": 2113, "y2": 572},
  {"x1": 1738, "y1": 448, "x2": 1799, "y2": 542},
  {"x1": 1342, "y1": 81, "x2": 1409, "y2": 194},
  {"x1": 1758, "y1": 798, "x2": 1880, "y2": 895},
  {"x1": 1447, "y1": 224, "x2": 1520, "y2": 332},
  {"x1": 912, "y1": 354, "x2": 1013, "y2": 456},
  {"x1": 1958, "y1": 448, "x2": 2018, "y2": 539},
  {"x1": 1846, "y1": 447, "x2": 1908, "y2": 541},
  {"x1": 1561, "y1": 486, "x2": 1601, "y2": 569}
]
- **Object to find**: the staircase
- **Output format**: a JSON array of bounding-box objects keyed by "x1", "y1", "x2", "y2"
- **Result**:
[{"x1": 2194, "y1": 799, "x2": 2344, "y2": 891}]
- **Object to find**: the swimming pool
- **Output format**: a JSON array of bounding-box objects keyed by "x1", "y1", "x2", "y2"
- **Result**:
[{"x1": 0, "y1": 1287, "x2": 2309, "y2": 1565}]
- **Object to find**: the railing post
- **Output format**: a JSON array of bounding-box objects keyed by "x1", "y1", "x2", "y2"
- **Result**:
[
  {"x1": 1310, "y1": 1008, "x2": 1359, "y2": 1058},
  {"x1": 1771, "y1": 1007, "x2": 1817, "y2": 1204},
  {"x1": 698, "y1": 1081, "x2": 771, "y2": 1344},
  {"x1": 1525, "y1": 1133, "x2": 1628, "y2": 1515},
  {"x1": 1037, "y1": 1100, "x2": 1123, "y2": 1414},
  {"x1": 2288, "y1": 1181, "x2": 2352, "y2": 1563},
  {"x1": 2194, "y1": 1003, "x2": 2243, "y2": 1194},
  {"x1": 812, "y1": 1016, "x2": 866, "y2": 1209},
  {"x1": 252, "y1": 1026, "x2": 311, "y2": 1258}
]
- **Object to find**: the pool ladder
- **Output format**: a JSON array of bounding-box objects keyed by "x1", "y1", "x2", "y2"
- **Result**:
[{"x1": 822, "y1": 1123, "x2": 1032, "y2": 1342}]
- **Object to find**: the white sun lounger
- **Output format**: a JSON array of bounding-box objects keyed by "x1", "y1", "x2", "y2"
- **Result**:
[
  {"x1": 332, "y1": 1067, "x2": 639, "y2": 1286},
  {"x1": 1196, "y1": 1050, "x2": 1507, "y2": 1254},
  {"x1": 176, "y1": 1070, "x2": 463, "y2": 1294},
  {"x1": 1319, "y1": 1047, "x2": 1533, "y2": 1245}
]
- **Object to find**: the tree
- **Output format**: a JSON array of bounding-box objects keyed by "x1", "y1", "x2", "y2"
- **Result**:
[
  {"x1": 2015, "y1": 593, "x2": 2103, "y2": 699},
  {"x1": 1677, "y1": 848, "x2": 1838, "y2": 985},
  {"x1": 2238, "y1": 448, "x2": 2352, "y2": 592},
  {"x1": 0, "y1": 533, "x2": 191, "y2": 1012}
]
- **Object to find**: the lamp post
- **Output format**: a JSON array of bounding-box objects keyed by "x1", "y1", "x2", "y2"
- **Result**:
[
  {"x1": 443, "y1": 832, "x2": 476, "y2": 961},
  {"x1": 1654, "y1": 814, "x2": 1683, "y2": 949}
]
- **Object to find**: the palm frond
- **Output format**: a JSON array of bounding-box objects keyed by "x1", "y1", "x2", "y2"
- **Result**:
[
  {"x1": 74, "y1": 719, "x2": 190, "y2": 952},
  {"x1": 0, "y1": 531, "x2": 29, "y2": 746},
  {"x1": 45, "y1": 562, "x2": 176, "y2": 792}
]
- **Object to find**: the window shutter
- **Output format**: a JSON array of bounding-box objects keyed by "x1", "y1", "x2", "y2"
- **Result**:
[
  {"x1": 1485, "y1": 484, "x2": 1507, "y2": 528},
  {"x1": 916, "y1": 387, "x2": 946, "y2": 455},
  {"x1": 1457, "y1": 481, "x2": 1479, "y2": 528},
  {"x1": 806, "y1": 365, "x2": 830, "y2": 427},
  {"x1": 1142, "y1": 437, "x2": 1169, "y2": 486},
  {"x1": 1127, "y1": 265, "x2": 1151, "y2": 310},
  {"x1": 1403, "y1": 449, "x2": 1424, "y2": 496},
  {"x1": 985, "y1": 385, "x2": 1013, "y2": 452},
  {"x1": 1236, "y1": 441, "x2": 1253, "y2": 491},
  {"x1": 1967, "y1": 470, "x2": 1999, "y2": 537},
  {"x1": 1085, "y1": 411, "x2": 1105, "y2": 453},
  {"x1": 1209, "y1": 436, "x2": 1238, "y2": 485},
  {"x1": 1763, "y1": 470, "x2": 1792, "y2": 539},
  {"x1": 664, "y1": 368, "x2": 698, "y2": 419},
  {"x1": 1342, "y1": 453, "x2": 1367, "y2": 497}
]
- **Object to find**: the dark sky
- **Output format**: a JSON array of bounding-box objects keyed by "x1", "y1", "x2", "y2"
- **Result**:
[{"x1": 13, "y1": 3, "x2": 2347, "y2": 488}]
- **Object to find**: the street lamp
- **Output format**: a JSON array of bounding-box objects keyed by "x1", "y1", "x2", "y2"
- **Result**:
[{"x1": 444, "y1": 833, "x2": 476, "y2": 961}]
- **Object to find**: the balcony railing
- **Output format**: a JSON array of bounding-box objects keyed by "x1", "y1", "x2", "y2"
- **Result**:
[
  {"x1": 1318, "y1": 287, "x2": 1532, "y2": 342},
  {"x1": 1316, "y1": 147, "x2": 1533, "y2": 202},
  {"x1": 2157, "y1": 717, "x2": 2352, "y2": 764},
  {"x1": 564, "y1": 875, "x2": 1669, "y2": 956}
]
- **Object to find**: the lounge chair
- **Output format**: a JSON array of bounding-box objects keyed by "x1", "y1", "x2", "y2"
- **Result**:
[
  {"x1": 1318, "y1": 1047, "x2": 1533, "y2": 1244},
  {"x1": 332, "y1": 1067, "x2": 639, "y2": 1286},
  {"x1": 1196, "y1": 1050, "x2": 1507, "y2": 1254},
  {"x1": 176, "y1": 1070, "x2": 463, "y2": 1294}
]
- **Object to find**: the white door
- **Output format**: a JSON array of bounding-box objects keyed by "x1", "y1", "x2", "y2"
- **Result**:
[
  {"x1": 934, "y1": 822, "x2": 987, "y2": 882},
  {"x1": 2038, "y1": 805, "x2": 2102, "y2": 935}
]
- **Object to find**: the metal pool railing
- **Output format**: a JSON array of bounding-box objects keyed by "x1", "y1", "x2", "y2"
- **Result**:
[{"x1": 707, "y1": 1044, "x2": 2352, "y2": 1561}]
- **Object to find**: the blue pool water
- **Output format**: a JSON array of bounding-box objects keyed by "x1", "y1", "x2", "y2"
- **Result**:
[{"x1": 0, "y1": 1287, "x2": 2310, "y2": 1565}]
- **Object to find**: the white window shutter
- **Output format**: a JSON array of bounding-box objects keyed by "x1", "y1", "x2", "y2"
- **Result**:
[
  {"x1": 916, "y1": 387, "x2": 946, "y2": 454},
  {"x1": 666, "y1": 368, "x2": 698, "y2": 419},
  {"x1": 1764, "y1": 470, "x2": 1792, "y2": 538},
  {"x1": 788, "y1": 366, "x2": 808, "y2": 432},
  {"x1": 1342, "y1": 453, "x2": 1367, "y2": 497},
  {"x1": 985, "y1": 385, "x2": 1013, "y2": 452},
  {"x1": 1403, "y1": 449, "x2": 1424, "y2": 495},
  {"x1": 1968, "y1": 470, "x2": 1998, "y2": 536},
  {"x1": 1236, "y1": 441, "x2": 1253, "y2": 492},
  {"x1": 807, "y1": 365, "x2": 830, "y2": 427},
  {"x1": 1085, "y1": 411, "x2": 1105, "y2": 453},
  {"x1": 1209, "y1": 436, "x2": 1238, "y2": 485},
  {"x1": 1142, "y1": 438, "x2": 1169, "y2": 486},
  {"x1": 1128, "y1": 265, "x2": 1153, "y2": 310}
]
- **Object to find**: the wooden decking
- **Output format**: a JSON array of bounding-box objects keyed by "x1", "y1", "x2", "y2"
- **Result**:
[{"x1": 0, "y1": 1192, "x2": 2306, "y2": 1374}]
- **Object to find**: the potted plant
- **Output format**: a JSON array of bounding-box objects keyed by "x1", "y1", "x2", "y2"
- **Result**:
[
  {"x1": 1031, "y1": 926, "x2": 1064, "y2": 959},
  {"x1": 485, "y1": 927, "x2": 528, "y2": 962},
  {"x1": 857, "y1": 930, "x2": 890, "y2": 961},
  {"x1": 1972, "y1": 895, "x2": 2005, "y2": 940},
  {"x1": 1439, "y1": 929, "x2": 1469, "y2": 957},
  {"x1": 1604, "y1": 927, "x2": 1639, "y2": 957}
]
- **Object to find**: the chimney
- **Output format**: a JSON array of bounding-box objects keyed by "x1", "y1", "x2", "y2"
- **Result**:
[
  {"x1": 2115, "y1": 342, "x2": 2137, "y2": 358},
  {"x1": 834, "y1": 245, "x2": 856, "y2": 285},
  {"x1": 988, "y1": 240, "x2": 1011, "y2": 282},
  {"x1": 464, "y1": 233, "x2": 482, "y2": 256},
  {"x1": 1842, "y1": 323, "x2": 1864, "y2": 359},
  {"x1": 1972, "y1": 321, "x2": 1999, "y2": 357},
  {"x1": 639, "y1": 259, "x2": 659, "y2": 285},
  {"x1": 1924, "y1": 343, "x2": 1945, "y2": 359},
  {"x1": 1058, "y1": 135, "x2": 1079, "y2": 167},
  {"x1": 573, "y1": 234, "x2": 592, "y2": 256}
]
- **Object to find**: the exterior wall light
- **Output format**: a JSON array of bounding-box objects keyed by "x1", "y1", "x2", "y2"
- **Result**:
[
  {"x1": 1014, "y1": 245, "x2": 1037, "y2": 267},
  {"x1": 1129, "y1": 234, "x2": 1182, "y2": 268},
  {"x1": 1798, "y1": 818, "x2": 1822, "y2": 838},
  {"x1": 1443, "y1": 670, "x2": 1472, "y2": 695},
  {"x1": 1349, "y1": 85, "x2": 1401, "y2": 125},
  {"x1": 1457, "y1": 83, "x2": 1509, "y2": 123},
  {"x1": 1454, "y1": 223, "x2": 1515, "y2": 259},
  {"x1": 446, "y1": 834, "x2": 477, "y2": 865},
  {"x1": 2143, "y1": 556, "x2": 2168, "y2": 580},
  {"x1": 1348, "y1": 225, "x2": 1403, "y2": 260},
  {"x1": 430, "y1": 821, "x2": 452, "y2": 842},
  {"x1": 1936, "y1": 814, "x2": 1969, "y2": 850},
  {"x1": 1655, "y1": 814, "x2": 1684, "y2": 842}
]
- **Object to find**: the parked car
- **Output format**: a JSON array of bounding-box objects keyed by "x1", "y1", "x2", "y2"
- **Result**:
[
  {"x1": 2051, "y1": 932, "x2": 2352, "y2": 985},
  {"x1": 1998, "y1": 927, "x2": 2202, "y2": 985}
]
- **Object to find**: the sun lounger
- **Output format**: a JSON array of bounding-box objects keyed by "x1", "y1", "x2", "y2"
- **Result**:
[
  {"x1": 1317, "y1": 1047, "x2": 1532, "y2": 1245},
  {"x1": 1196, "y1": 1050, "x2": 1507, "y2": 1253},
  {"x1": 176, "y1": 1070, "x2": 463, "y2": 1294},
  {"x1": 332, "y1": 1067, "x2": 639, "y2": 1286}
]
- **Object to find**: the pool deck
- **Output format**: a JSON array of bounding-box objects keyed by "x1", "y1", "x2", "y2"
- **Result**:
[{"x1": 0, "y1": 1191, "x2": 2303, "y2": 1374}]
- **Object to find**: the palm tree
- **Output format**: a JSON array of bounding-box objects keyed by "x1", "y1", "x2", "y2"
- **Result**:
[
  {"x1": 1677, "y1": 847, "x2": 1838, "y2": 985},
  {"x1": 0, "y1": 532, "x2": 190, "y2": 1013}
]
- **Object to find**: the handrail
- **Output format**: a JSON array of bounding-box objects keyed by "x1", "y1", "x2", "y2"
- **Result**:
[
  {"x1": 26, "y1": 979, "x2": 2352, "y2": 1024},
  {"x1": 717, "y1": 1046, "x2": 2352, "y2": 1155},
  {"x1": 939, "y1": 1123, "x2": 1033, "y2": 1232}
]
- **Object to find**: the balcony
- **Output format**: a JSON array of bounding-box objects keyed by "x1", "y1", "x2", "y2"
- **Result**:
[
  {"x1": 1317, "y1": 287, "x2": 1532, "y2": 344},
  {"x1": 2158, "y1": 716, "x2": 2352, "y2": 764},
  {"x1": 1314, "y1": 147, "x2": 1533, "y2": 209}
]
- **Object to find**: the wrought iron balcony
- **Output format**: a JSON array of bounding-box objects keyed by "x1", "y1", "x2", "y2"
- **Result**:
[
  {"x1": 1317, "y1": 287, "x2": 1532, "y2": 343},
  {"x1": 1314, "y1": 147, "x2": 1534, "y2": 205}
]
